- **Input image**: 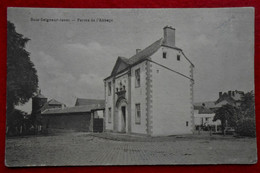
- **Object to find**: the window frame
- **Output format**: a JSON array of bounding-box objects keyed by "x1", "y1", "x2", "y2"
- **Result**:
[
  {"x1": 163, "y1": 52, "x2": 167, "y2": 59},
  {"x1": 108, "y1": 81, "x2": 112, "y2": 96},
  {"x1": 135, "y1": 68, "x2": 141, "y2": 88},
  {"x1": 135, "y1": 103, "x2": 141, "y2": 124},
  {"x1": 108, "y1": 107, "x2": 112, "y2": 123},
  {"x1": 177, "y1": 54, "x2": 181, "y2": 61}
]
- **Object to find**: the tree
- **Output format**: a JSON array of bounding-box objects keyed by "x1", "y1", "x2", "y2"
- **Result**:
[
  {"x1": 213, "y1": 104, "x2": 238, "y2": 134},
  {"x1": 213, "y1": 91, "x2": 256, "y2": 137},
  {"x1": 6, "y1": 109, "x2": 27, "y2": 136},
  {"x1": 236, "y1": 91, "x2": 256, "y2": 137},
  {"x1": 7, "y1": 21, "x2": 38, "y2": 123},
  {"x1": 239, "y1": 91, "x2": 255, "y2": 118}
]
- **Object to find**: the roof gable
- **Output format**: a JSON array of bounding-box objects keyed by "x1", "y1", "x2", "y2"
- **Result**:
[
  {"x1": 106, "y1": 36, "x2": 193, "y2": 79},
  {"x1": 108, "y1": 39, "x2": 163, "y2": 78},
  {"x1": 111, "y1": 57, "x2": 130, "y2": 76}
]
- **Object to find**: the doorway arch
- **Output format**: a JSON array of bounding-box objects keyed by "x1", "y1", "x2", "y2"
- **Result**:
[{"x1": 116, "y1": 97, "x2": 128, "y2": 133}]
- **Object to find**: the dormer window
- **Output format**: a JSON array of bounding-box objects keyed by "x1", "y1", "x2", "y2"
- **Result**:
[
  {"x1": 177, "y1": 55, "x2": 180, "y2": 61},
  {"x1": 163, "y1": 52, "x2": 167, "y2": 59}
]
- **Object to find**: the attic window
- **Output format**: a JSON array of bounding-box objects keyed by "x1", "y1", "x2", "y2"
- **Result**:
[
  {"x1": 177, "y1": 55, "x2": 181, "y2": 61},
  {"x1": 163, "y1": 52, "x2": 167, "y2": 59}
]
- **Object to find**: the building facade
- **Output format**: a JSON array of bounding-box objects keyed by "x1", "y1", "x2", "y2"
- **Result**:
[{"x1": 104, "y1": 26, "x2": 195, "y2": 136}]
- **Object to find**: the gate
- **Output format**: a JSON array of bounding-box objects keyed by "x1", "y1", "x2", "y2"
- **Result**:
[{"x1": 93, "y1": 118, "x2": 103, "y2": 133}]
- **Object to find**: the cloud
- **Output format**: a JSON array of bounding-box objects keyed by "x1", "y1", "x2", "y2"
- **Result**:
[
  {"x1": 78, "y1": 73, "x2": 103, "y2": 87},
  {"x1": 31, "y1": 41, "x2": 120, "y2": 107},
  {"x1": 37, "y1": 51, "x2": 63, "y2": 71},
  {"x1": 58, "y1": 41, "x2": 121, "y2": 78}
]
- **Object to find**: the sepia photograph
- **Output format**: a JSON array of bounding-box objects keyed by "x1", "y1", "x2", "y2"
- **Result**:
[{"x1": 5, "y1": 7, "x2": 257, "y2": 166}]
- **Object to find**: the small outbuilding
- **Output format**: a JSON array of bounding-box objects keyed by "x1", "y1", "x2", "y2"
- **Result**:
[{"x1": 41, "y1": 98, "x2": 105, "y2": 132}]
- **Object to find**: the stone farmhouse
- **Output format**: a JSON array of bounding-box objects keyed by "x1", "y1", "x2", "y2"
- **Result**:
[{"x1": 104, "y1": 26, "x2": 195, "y2": 136}]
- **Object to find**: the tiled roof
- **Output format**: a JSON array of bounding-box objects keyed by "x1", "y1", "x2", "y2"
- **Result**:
[
  {"x1": 194, "y1": 101, "x2": 216, "y2": 109},
  {"x1": 42, "y1": 104, "x2": 105, "y2": 115},
  {"x1": 119, "y1": 56, "x2": 131, "y2": 65},
  {"x1": 40, "y1": 99, "x2": 66, "y2": 112},
  {"x1": 75, "y1": 98, "x2": 105, "y2": 106},
  {"x1": 127, "y1": 38, "x2": 164, "y2": 65},
  {"x1": 107, "y1": 38, "x2": 164, "y2": 79},
  {"x1": 198, "y1": 108, "x2": 214, "y2": 114},
  {"x1": 48, "y1": 99, "x2": 64, "y2": 105},
  {"x1": 194, "y1": 101, "x2": 216, "y2": 114},
  {"x1": 106, "y1": 34, "x2": 192, "y2": 80}
]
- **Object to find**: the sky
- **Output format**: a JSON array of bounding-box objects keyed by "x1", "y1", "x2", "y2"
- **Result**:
[{"x1": 7, "y1": 8, "x2": 255, "y2": 113}]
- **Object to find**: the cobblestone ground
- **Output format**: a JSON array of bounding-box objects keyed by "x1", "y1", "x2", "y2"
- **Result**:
[{"x1": 5, "y1": 132, "x2": 257, "y2": 167}]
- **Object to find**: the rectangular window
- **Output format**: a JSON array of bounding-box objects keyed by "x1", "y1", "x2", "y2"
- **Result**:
[
  {"x1": 135, "y1": 68, "x2": 140, "y2": 87},
  {"x1": 108, "y1": 107, "x2": 112, "y2": 123},
  {"x1": 186, "y1": 121, "x2": 189, "y2": 126},
  {"x1": 177, "y1": 55, "x2": 181, "y2": 61},
  {"x1": 163, "y1": 52, "x2": 167, "y2": 59},
  {"x1": 135, "y1": 104, "x2": 141, "y2": 124},
  {"x1": 108, "y1": 82, "x2": 111, "y2": 96}
]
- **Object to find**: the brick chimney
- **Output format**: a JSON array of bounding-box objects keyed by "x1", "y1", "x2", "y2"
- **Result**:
[
  {"x1": 228, "y1": 91, "x2": 232, "y2": 97},
  {"x1": 219, "y1": 92, "x2": 222, "y2": 98},
  {"x1": 163, "y1": 26, "x2": 175, "y2": 48}
]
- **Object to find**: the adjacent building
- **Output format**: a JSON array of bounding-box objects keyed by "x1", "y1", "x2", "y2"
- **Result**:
[
  {"x1": 193, "y1": 101, "x2": 220, "y2": 131},
  {"x1": 194, "y1": 90, "x2": 245, "y2": 131},
  {"x1": 32, "y1": 93, "x2": 105, "y2": 132},
  {"x1": 215, "y1": 90, "x2": 244, "y2": 108},
  {"x1": 104, "y1": 26, "x2": 195, "y2": 136},
  {"x1": 41, "y1": 100, "x2": 104, "y2": 132}
]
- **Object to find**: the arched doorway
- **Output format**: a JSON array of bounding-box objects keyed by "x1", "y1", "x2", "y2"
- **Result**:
[{"x1": 116, "y1": 98, "x2": 128, "y2": 133}]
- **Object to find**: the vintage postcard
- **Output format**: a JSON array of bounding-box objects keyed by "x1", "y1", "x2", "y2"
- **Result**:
[{"x1": 6, "y1": 7, "x2": 257, "y2": 166}]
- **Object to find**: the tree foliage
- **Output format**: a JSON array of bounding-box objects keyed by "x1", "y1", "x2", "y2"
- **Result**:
[
  {"x1": 236, "y1": 118, "x2": 256, "y2": 137},
  {"x1": 239, "y1": 91, "x2": 255, "y2": 118},
  {"x1": 7, "y1": 21, "x2": 38, "y2": 111},
  {"x1": 213, "y1": 91, "x2": 256, "y2": 136},
  {"x1": 213, "y1": 104, "x2": 238, "y2": 134},
  {"x1": 236, "y1": 91, "x2": 256, "y2": 137}
]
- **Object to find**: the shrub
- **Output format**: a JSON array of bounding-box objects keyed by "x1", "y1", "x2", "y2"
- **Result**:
[{"x1": 236, "y1": 118, "x2": 256, "y2": 137}]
